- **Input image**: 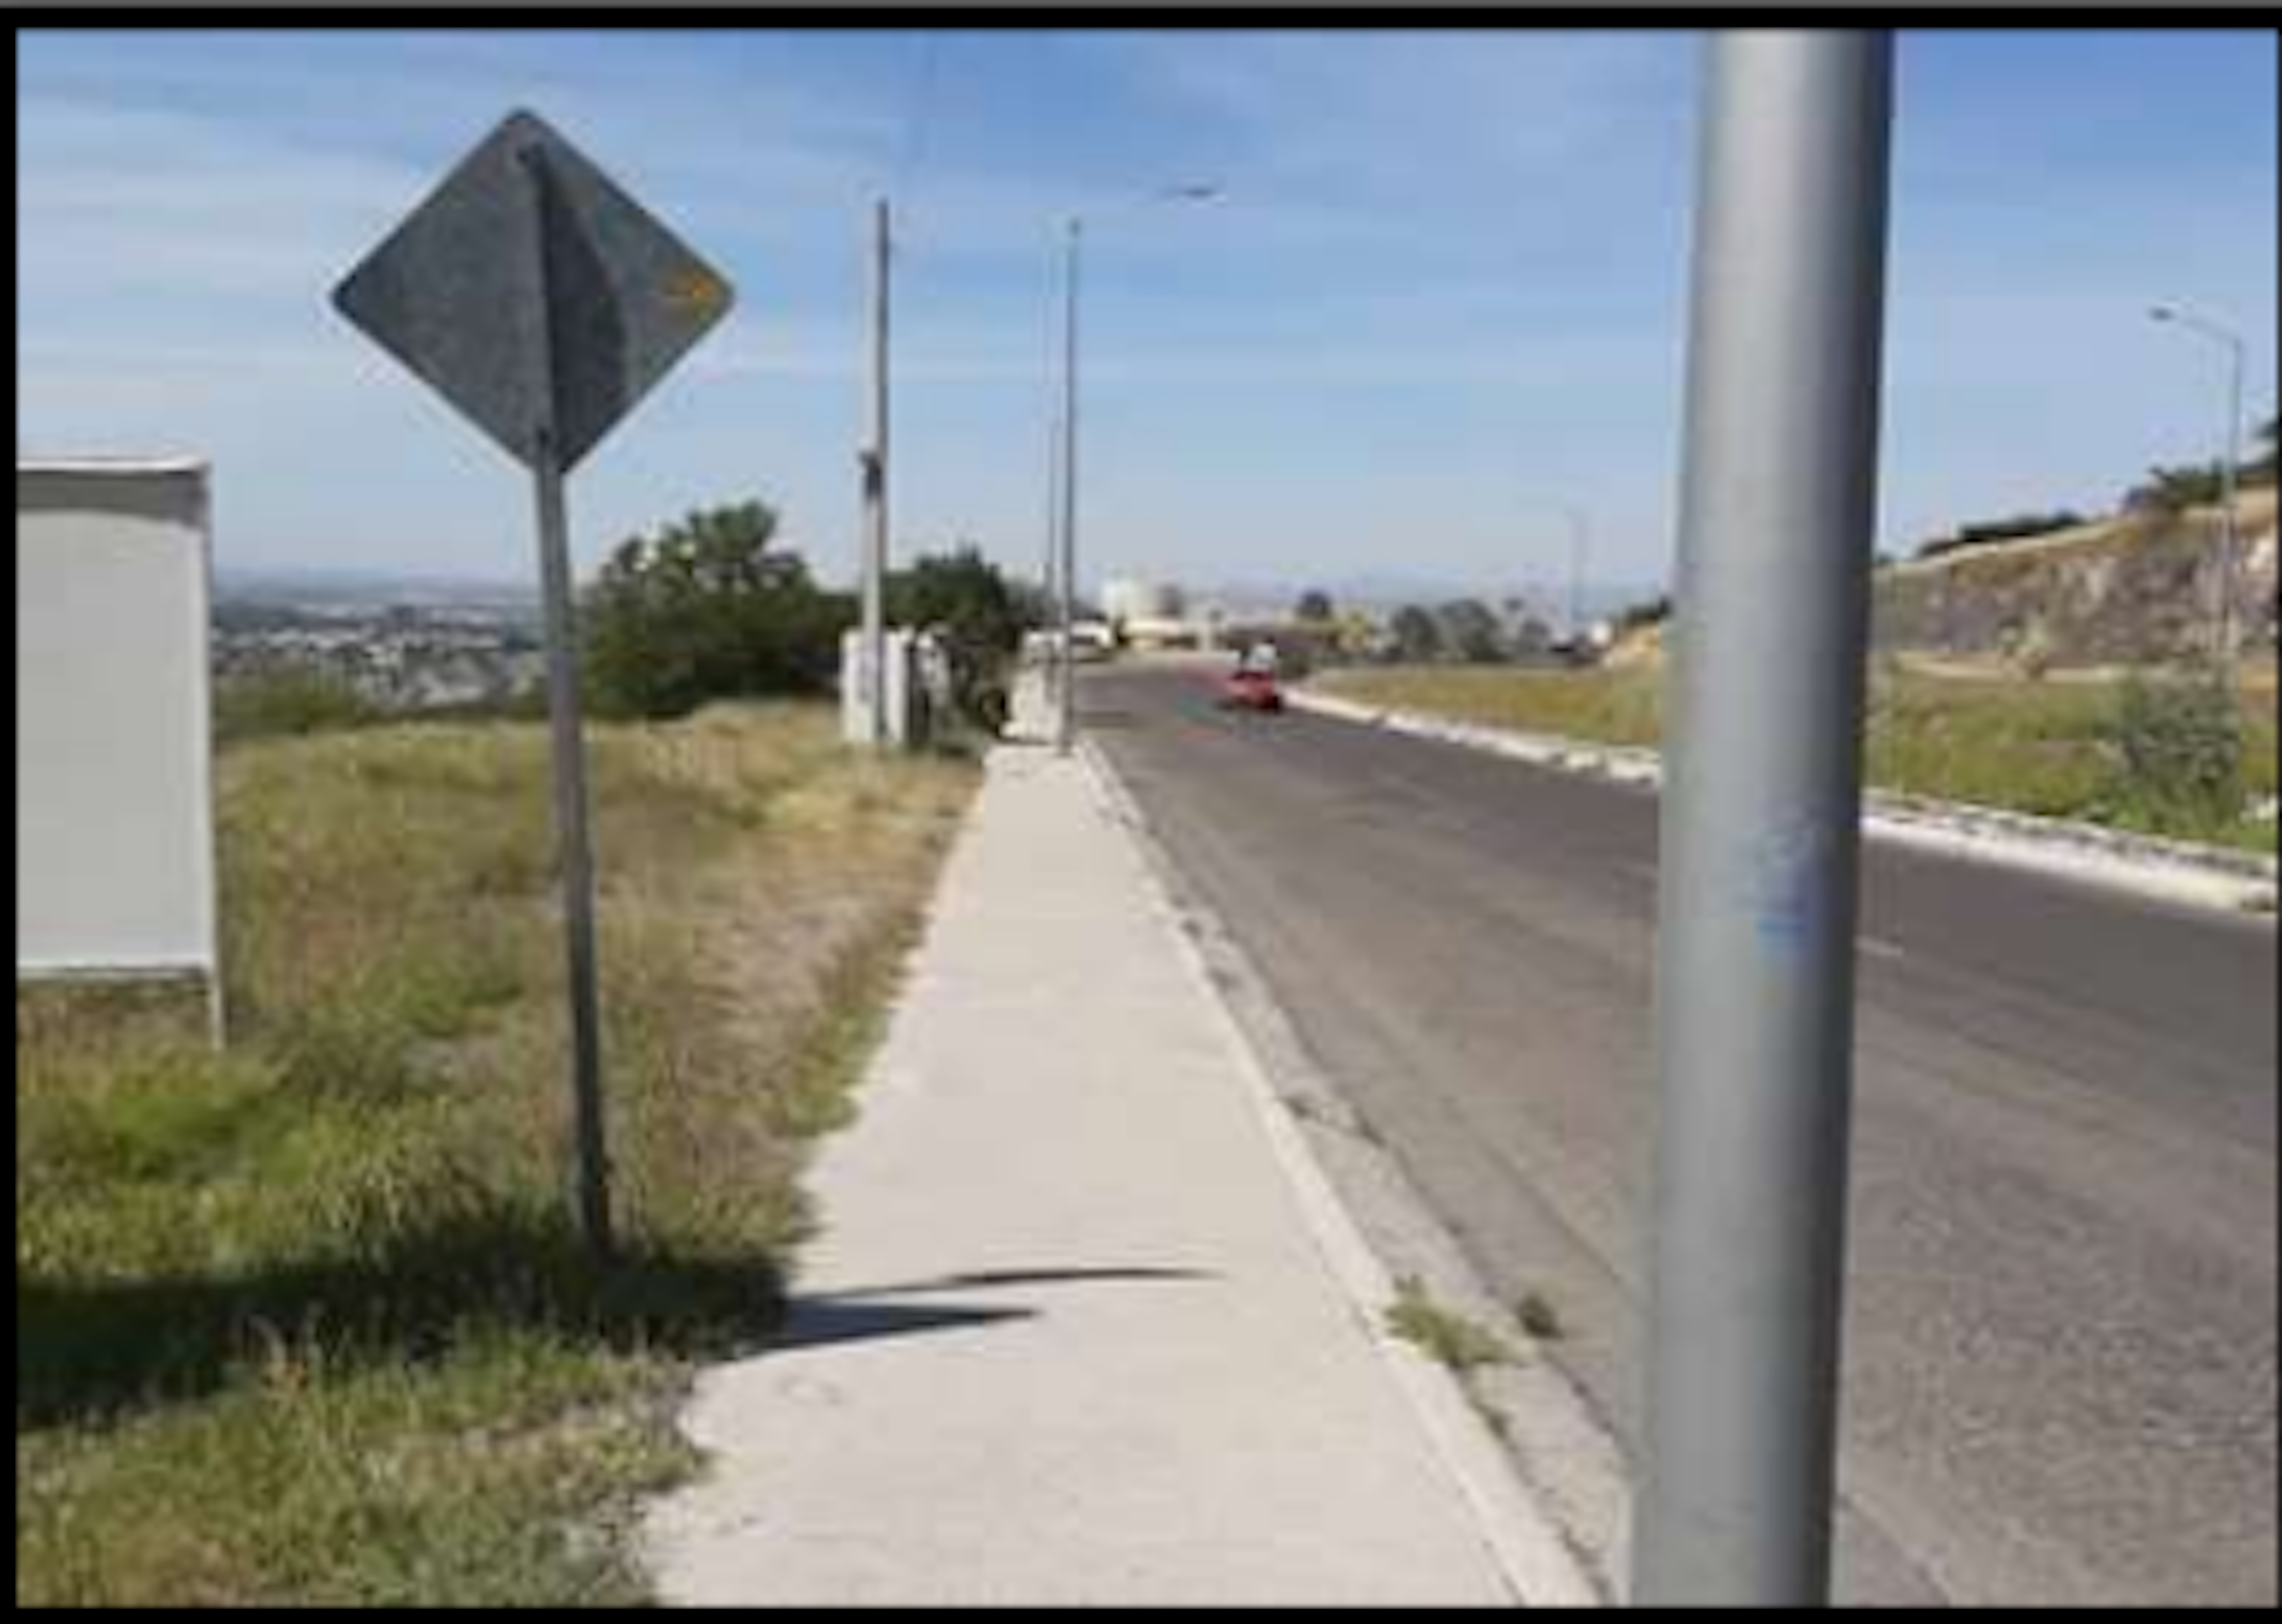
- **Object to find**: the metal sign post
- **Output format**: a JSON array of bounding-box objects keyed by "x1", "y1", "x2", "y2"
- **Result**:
[
  {"x1": 1635, "y1": 32, "x2": 1895, "y2": 1607},
  {"x1": 528, "y1": 433, "x2": 614, "y2": 1256},
  {"x1": 334, "y1": 111, "x2": 735, "y2": 1260}
]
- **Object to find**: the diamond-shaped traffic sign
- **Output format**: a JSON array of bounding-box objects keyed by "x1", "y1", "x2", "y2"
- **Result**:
[
  {"x1": 328, "y1": 110, "x2": 740, "y2": 1261},
  {"x1": 334, "y1": 109, "x2": 733, "y2": 472}
]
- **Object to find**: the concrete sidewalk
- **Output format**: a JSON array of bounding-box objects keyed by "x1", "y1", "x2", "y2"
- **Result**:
[{"x1": 646, "y1": 748, "x2": 1536, "y2": 1607}]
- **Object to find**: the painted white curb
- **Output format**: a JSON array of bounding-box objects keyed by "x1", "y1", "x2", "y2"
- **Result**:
[{"x1": 1290, "y1": 689, "x2": 2280, "y2": 919}]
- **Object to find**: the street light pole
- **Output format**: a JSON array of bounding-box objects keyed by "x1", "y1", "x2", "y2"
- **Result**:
[
  {"x1": 1045, "y1": 183, "x2": 1221, "y2": 758},
  {"x1": 1635, "y1": 31, "x2": 1895, "y2": 1607},
  {"x1": 2151, "y1": 303, "x2": 2248, "y2": 666},
  {"x1": 1041, "y1": 319, "x2": 1065, "y2": 737},
  {"x1": 862, "y1": 196, "x2": 893, "y2": 746},
  {"x1": 1565, "y1": 505, "x2": 1593, "y2": 647},
  {"x1": 1056, "y1": 215, "x2": 1083, "y2": 756}
]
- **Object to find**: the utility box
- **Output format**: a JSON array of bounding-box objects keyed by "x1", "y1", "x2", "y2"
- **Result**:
[
  {"x1": 841, "y1": 627, "x2": 948, "y2": 750},
  {"x1": 17, "y1": 459, "x2": 222, "y2": 1029},
  {"x1": 841, "y1": 627, "x2": 902, "y2": 748}
]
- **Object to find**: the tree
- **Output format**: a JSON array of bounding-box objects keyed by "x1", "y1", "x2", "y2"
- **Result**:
[
  {"x1": 1438, "y1": 598, "x2": 1506, "y2": 664},
  {"x1": 2124, "y1": 416, "x2": 2277, "y2": 504},
  {"x1": 1615, "y1": 592, "x2": 1673, "y2": 631},
  {"x1": 2250, "y1": 415, "x2": 2278, "y2": 487},
  {"x1": 1506, "y1": 611, "x2": 1557, "y2": 661},
  {"x1": 1915, "y1": 510, "x2": 2089, "y2": 560},
  {"x1": 2127, "y1": 462, "x2": 2227, "y2": 515},
  {"x1": 1295, "y1": 589, "x2": 1336, "y2": 624},
  {"x1": 583, "y1": 500, "x2": 852, "y2": 720},
  {"x1": 1389, "y1": 604, "x2": 1443, "y2": 664},
  {"x1": 888, "y1": 546, "x2": 1030, "y2": 655},
  {"x1": 886, "y1": 545, "x2": 1040, "y2": 731}
]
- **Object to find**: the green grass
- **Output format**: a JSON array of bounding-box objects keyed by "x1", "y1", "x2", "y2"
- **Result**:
[
  {"x1": 214, "y1": 670, "x2": 386, "y2": 745},
  {"x1": 17, "y1": 705, "x2": 977, "y2": 1607},
  {"x1": 1319, "y1": 663, "x2": 2279, "y2": 856},
  {"x1": 1385, "y1": 1278, "x2": 1513, "y2": 1376},
  {"x1": 1326, "y1": 666, "x2": 1667, "y2": 753}
]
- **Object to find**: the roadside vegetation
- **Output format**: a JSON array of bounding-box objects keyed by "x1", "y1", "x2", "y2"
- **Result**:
[
  {"x1": 17, "y1": 705, "x2": 976, "y2": 1606},
  {"x1": 584, "y1": 500, "x2": 1038, "y2": 742},
  {"x1": 1317, "y1": 661, "x2": 2280, "y2": 854},
  {"x1": 584, "y1": 502, "x2": 852, "y2": 721},
  {"x1": 885, "y1": 545, "x2": 1046, "y2": 739},
  {"x1": 215, "y1": 668, "x2": 387, "y2": 744},
  {"x1": 1910, "y1": 415, "x2": 2277, "y2": 563},
  {"x1": 1385, "y1": 1278, "x2": 1513, "y2": 1377}
]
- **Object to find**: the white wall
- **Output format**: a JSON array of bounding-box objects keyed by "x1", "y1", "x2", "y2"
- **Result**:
[{"x1": 17, "y1": 461, "x2": 219, "y2": 979}]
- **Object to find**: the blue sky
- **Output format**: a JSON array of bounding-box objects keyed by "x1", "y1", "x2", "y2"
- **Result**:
[{"x1": 17, "y1": 29, "x2": 2277, "y2": 606}]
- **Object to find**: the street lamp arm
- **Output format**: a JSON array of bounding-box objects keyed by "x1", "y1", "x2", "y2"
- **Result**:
[
  {"x1": 2149, "y1": 299, "x2": 2249, "y2": 663},
  {"x1": 2151, "y1": 302, "x2": 2245, "y2": 355}
]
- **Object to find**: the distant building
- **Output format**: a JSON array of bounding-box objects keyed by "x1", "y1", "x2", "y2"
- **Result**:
[
  {"x1": 1102, "y1": 576, "x2": 1212, "y2": 651},
  {"x1": 1101, "y1": 577, "x2": 1186, "y2": 625}
]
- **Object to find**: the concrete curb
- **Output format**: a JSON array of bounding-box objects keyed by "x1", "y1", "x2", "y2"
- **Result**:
[
  {"x1": 1080, "y1": 737, "x2": 1608, "y2": 1610},
  {"x1": 1290, "y1": 689, "x2": 2280, "y2": 919}
]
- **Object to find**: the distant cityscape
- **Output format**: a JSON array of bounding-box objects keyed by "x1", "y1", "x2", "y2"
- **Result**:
[
  {"x1": 215, "y1": 576, "x2": 546, "y2": 712},
  {"x1": 209, "y1": 563, "x2": 1667, "y2": 716}
]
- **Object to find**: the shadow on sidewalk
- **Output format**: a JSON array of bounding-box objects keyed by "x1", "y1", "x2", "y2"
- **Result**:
[{"x1": 768, "y1": 1266, "x2": 1218, "y2": 1355}]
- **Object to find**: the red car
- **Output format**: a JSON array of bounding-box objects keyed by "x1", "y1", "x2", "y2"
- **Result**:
[{"x1": 1217, "y1": 666, "x2": 1285, "y2": 712}]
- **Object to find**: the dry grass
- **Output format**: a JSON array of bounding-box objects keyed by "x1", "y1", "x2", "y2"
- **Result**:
[
  {"x1": 1323, "y1": 665, "x2": 1667, "y2": 751},
  {"x1": 1318, "y1": 663, "x2": 2278, "y2": 853},
  {"x1": 17, "y1": 704, "x2": 976, "y2": 1607}
]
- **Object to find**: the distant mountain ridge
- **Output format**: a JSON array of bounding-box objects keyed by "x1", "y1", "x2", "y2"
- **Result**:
[
  {"x1": 218, "y1": 565, "x2": 537, "y2": 610},
  {"x1": 1193, "y1": 571, "x2": 1665, "y2": 620}
]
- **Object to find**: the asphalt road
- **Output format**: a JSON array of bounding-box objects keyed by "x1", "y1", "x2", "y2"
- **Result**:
[{"x1": 1086, "y1": 662, "x2": 2278, "y2": 1608}]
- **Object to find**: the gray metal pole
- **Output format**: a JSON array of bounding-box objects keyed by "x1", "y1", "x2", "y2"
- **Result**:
[
  {"x1": 532, "y1": 444, "x2": 614, "y2": 1262},
  {"x1": 1043, "y1": 338, "x2": 1065, "y2": 730},
  {"x1": 522, "y1": 144, "x2": 613, "y2": 1261},
  {"x1": 2151, "y1": 305, "x2": 2249, "y2": 666},
  {"x1": 1635, "y1": 30, "x2": 1894, "y2": 1607},
  {"x1": 2221, "y1": 334, "x2": 2244, "y2": 666},
  {"x1": 1057, "y1": 216, "x2": 1083, "y2": 756},
  {"x1": 1567, "y1": 506, "x2": 1592, "y2": 646},
  {"x1": 862, "y1": 196, "x2": 893, "y2": 746}
]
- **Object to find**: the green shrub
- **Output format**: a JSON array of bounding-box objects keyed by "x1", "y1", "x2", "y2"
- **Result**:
[
  {"x1": 583, "y1": 501, "x2": 852, "y2": 721},
  {"x1": 216, "y1": 673, "x2": 382, "y2": 743},
  {"x1": 1386, "y1": 1279, "x2": 1511, "y2": 1374},
  {"x1": 885, "y1": 546, "x2": 1039, "y2": 737},
  {"x1": 1915, "y1": 510, "x2": 2088, "y2": 560},
  {"x1": 2099, "y1": 667, "x2": 2246, "y2": 836},
  {"x1": 2127, "y1": 462, "x2": 2228, "y2": 515}
]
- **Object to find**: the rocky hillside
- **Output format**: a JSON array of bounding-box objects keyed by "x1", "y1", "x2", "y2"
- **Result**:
[{"x1": 1873, "y1": 490, "x2": 2278, "y2": 670}]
